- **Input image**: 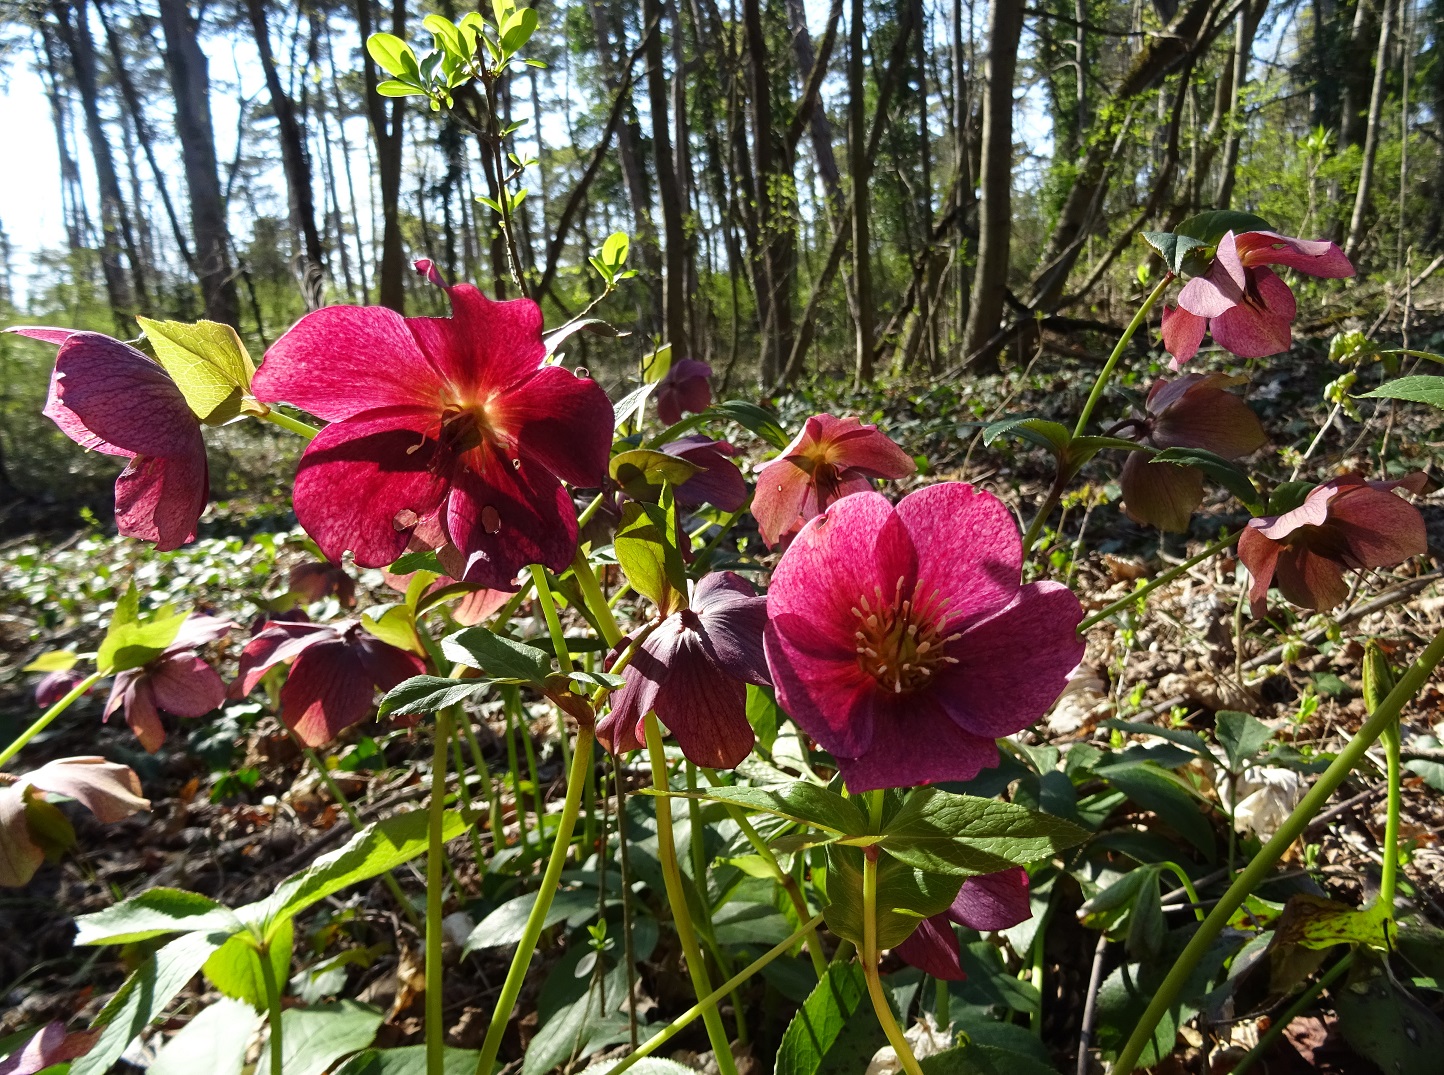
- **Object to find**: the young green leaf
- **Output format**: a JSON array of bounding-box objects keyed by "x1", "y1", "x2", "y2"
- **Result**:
[
  {"x1": 74, "y1": 887, "x2": 243, "y2": 946},
  {"x1": 379, "y1": 675, "x2": 485, "y2": 716},
  {"x1": 1359, "y1": 374, "x2": 1444, "y2": 410},
  {"x1": 1214, "y1": 710, "x2": 1273, "y2": 771},
  {"x1": 441, "y1": 626, "x2": 552, "y2": 684},
  {"x1": 614, "y1": 501, "x2": 688, "y2": 614},
  {"x1": 365, "y1": 33, "x2": 421, "y2": 79},
  {"x1": 881, "y1": 787, "x2": 1089, "y2": 876}
]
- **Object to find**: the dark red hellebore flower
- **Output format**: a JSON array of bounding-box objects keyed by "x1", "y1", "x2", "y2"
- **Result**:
[
  {"x1": 251, "y1": 264, "x2": 614, "y2": 590},
  {"x1": 655, "y1": 358, "x2": 713, "y2": 426},
  {"x1": 597, "y1": 571, "x2": 771, "y2": 769},
  {"x1": 105, "y1": 615, "x2": 234, "y2": 752},
  {"x1": 1237, "y1": 473, "x2": 1427, "y2": 618},
  {"x1": 9, "y1": 328, "x2": 208, "y2": 549},
  {"x1": 1120, "y1": 373, "x2": 1267, "y2": 532},
  {"x1": 232, "y1": 620, "x2": 426, "y2": 746},
  {"x1": 662, "y1": 435, "x2": 748, "y2": 513},
  {"x1": 894, "y1": 868, "x2": 1031, "y2": 979}
]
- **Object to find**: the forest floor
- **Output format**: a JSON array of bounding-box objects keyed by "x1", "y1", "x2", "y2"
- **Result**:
[{"x1": 4, "y1": 303, "x2": 1444, "y2": 1073}]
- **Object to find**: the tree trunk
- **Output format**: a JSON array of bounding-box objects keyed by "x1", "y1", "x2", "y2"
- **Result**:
[
  {"x1": 745, "y1": 0, "x2": 793, "y2": 384},
  {"x1": 961, "y1": 0, "x2": 1023, "y2": 360},
  {"x1": 846, "y1": 0, "x2": 875, "y2": 385},
  {"x1": 1339, "y1": 0, "x2": 1377, "y2": 149},
  {"x1": 245, "y1": 0, "x2": 326, "y2": 308},
  {"x1": 157, "y1": 0, "x2": 239, "y2": 326},
  {"x1": 644, "y1": 0, "x2": 689, "y2": 356},
  {"x1": 355, "y1": 0, "x2": 407, "y2": 312},
  {"x1": 1345, "y1": 0, "x2": 1394, "y2": 258},
  {"x1": 37, "y1": 24, "x2": 89, "y2": 255}
]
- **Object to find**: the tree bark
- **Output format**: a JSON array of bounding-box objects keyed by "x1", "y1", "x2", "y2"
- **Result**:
[
  {"x1": 961, "y1": 0, "x2": 1023, "y2": 360},
  {"x1": 1345, "y1": 0, "x2": 1394, "y2": 258},
  {"x1": 245, "y1": 0, "x2": 326, "y2": 308},
  {"x1": 355, "y1": 0, "x2": 407, "y2": 312},
  {"x1": 157, "y1": 0, "x2": 239, "y2": 326},
  {"x1": 644, "y1": 0, "x2": 689, "y2": 356},
  {"x1": 846, "y1": 0, "x2": 875, "y2": 385},
  {"x1": 744, "y1": 0, "x2": 794, "y2": 384}
]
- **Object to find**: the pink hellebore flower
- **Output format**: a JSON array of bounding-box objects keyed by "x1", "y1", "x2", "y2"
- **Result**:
[
  {"x1": 1163, "y1": 230, "x2": 1353, "y2": 366},
  {"x1": 34, "y1": 669, "x2": 90, "y2": 710},
  {"x1": 764, "y1": 483, "x2": 1085, "y2": 792},
  {"x1": 751, "y1": 415, "x2": 916, "y2": 549},
  {"x1": 0, "y1": 757, "x2": 149, "y2": 888},
  {"x1": 597, "y1": 572, "x2": 771, "y2": 769},
  {"x1": 105, "y1": 615, "x2": 234, "y2": 752},
  {"x1": 655, "y1": 358, "x2": 713, "y2": 426},
  {"x1": 894, "y1": 868, "x2": 1031, "y2": 980},
  {"x1": 232, "y1": 620, "x2": 426, "y2": 746},
  {"x1": 1120, "y1": 373, "x2": 1267, "y2": 532},
  {"x1": 662, "y1": 435, "x2": 748, "y2": 513},
  {"x1": 1237, "y1": 473, "x2": 1427, "y2": 619},
  {"x1": 9, "y1": 328, "x2": 208, "y2": 549},
  {"x1": 251, "y1": 265, "x2": 614, "y2": 590}
]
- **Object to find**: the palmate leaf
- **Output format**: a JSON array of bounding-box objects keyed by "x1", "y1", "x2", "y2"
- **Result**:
[
  {"x1": 137, "y1": 316, "x2": 256, "y2": 423},
  {"x1": 774, "y1": 960, "x2": 888, "y2": 1075},
  {"x1": 880, "y1": 787, "x2": 1089, "y2": 876},
  {"x1": 662, "y1": 782, "x2": 869, "y2": 835}
]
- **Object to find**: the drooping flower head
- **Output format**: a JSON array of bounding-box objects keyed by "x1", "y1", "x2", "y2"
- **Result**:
[
  {"x1": 9, "y1": 328, "x2": 208, "y2": 549},
  {"x1": 1163, "y1": 230, "x2": 1353, "y2": 366},
  {"x1": 231, "y1": 619, "x2": 426, "y2": 746},
  {"x1": 662, "y1": 435, "x2": 748, "y2": 513},
  {"x1": 894, "y1": 868, "x2": 1031, "y2": 979},
  {"x1": 251, "y1": 263, "x2": 614, "y2": 590},
  {"x1": 1120, "y1": 373, "x2": 1267, "y2": 531},
  {"x1": 104, "y1": 615, "x2": 234, "y2": 752},
  {"x1": 289, "y1": 560, "x2": 357, "y2": 608},
  {"x1": 751, "y1": 415, "x2": 916, "y2": 549},
  {"x1": 764, "y1": 484, "x2": 1084, "y2": 792},
  {"x1": 0, "y1": 757, "x2": 149, "y2": 888},
  {"x1": 34, "y1": 669, "x2": 90, "y2": 710},
  {"x1": 1238, "y1": 473, "x2": 1427, "y2": 619},
  {"x1": 655, "y1": 358, "x2": 713, "y2": 426},
  {"x1": 597, "y1": 572, "x2": 771, "y2": 769}
]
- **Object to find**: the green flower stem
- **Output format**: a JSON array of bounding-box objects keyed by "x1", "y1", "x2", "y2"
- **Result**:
[
  {"x1": 1019, "y1": 472, "x2": 1068, "y2": 565},
  {"x1": 426, "y1": 705, "x2": 456, "y2": 1075},
  {"x1": 473, "y1": 724, "x2": 595, "y2": 1075},
  {"x1": 529, "y1": 564, "x2": 574, "y2": 674},
  {"x1": 0, "y1": 669, "x2": 106, "y2": 770},
  {"x1": 1072, "y1": 274, "x2": 1173, "y2": 439},
  {"x1": 457, "y1": 714, "x2": 505, "y2": 848},
  {"x1": 1113, "y1": 625, "x2": 1444, "y2": 1074},
  {"x1": 935, "y1": 974, "x2": 951, "y2": 1029},
  {"x1": 1380, "y1": 720, "x2": 1402, "y2": 916},
  {"x1": 258, "y1": 935, "x2": 286, "y2": 1075},
  {"x1": 576, "y1": 491, "x2": 607, "y2": 531},
  {"x1": 605, "y1": 911, "x2": 827, "y2": 1075},
  {"x1": 1228, "y1": 952, "x2": 1354, "y2": 1075},
  {"x1": 644, "y1": 714, "x2": 739, "y2": 1075},
  {"x1": 863, "y1": 850, "x2": 925, "y2": 1075},
  {"x1": 296, "y1": 737, "x2": 419, "y2": 928},
  {"x1": 1077, "y1": 530, "x2": 1240, "y2": 633},
  {"x1": 571, "y1": 546, "x2": 624, "y2": 648},
  {"x1": 1159, "y1": 862, "x2": 1207, "y2": 923},
  {"x1": 259, "y1": 407, "x2": 320, "y2": 440}
]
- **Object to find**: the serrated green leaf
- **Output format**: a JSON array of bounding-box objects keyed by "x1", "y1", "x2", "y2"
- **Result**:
[
  {"x1": 614, "y1": 500, "x2": 687, "y2": 613},
  {"x1": 982, "y1": 417, "x2": 1072, "y2": 459},
  {"x1": 75, "y1": 887, "x2": 243, "y2": 946},
  {"x1": 463, "y1": 886, "x2": 599, "y2": 955},
  {"x1": 1096, "y1": 762, "x2": 1215, "y2": 857},
  {"x1": 441, "y1": 626, "x2": 551, "y2": 683},
  {"x1": 707, "y1": 400, "x2": 790, "y2": 449},
  {"x1": 204, "y1": 918, "x2": 294, "y2": 1010},
  {"x1": 610, "y1": 448, "x2": 701, "y2": 502},
  {"x1": 775, "y1": 960, "x2": 887, "y2": 1075},
  {"x1": 256, "y1": 1000, "x2": 385, "y2": 1075},
  {"x1": 137, "y1": 317, "x2": 255, "y2": 423},
  {"x1": 1214, "y1": 710, "x2": 1273, "y2": 771},
  {"x1": 1174, "y1": 210, "x2": 1272, "y2": 245},
  {"x1": 1359, "y1": 374, "x2": 1444, "y2": 409},
  {"x1": 667, "y1": 782, "x2": 868, "y2": 835},
  {"x1": 1141, "y1": 230, "x2": 1207, "y2": 274},
  {"x1": 880, "y1": 788, "x2": 1088, "y2": 876},
  {"x1": 379, "y1": 676, "x2": 484, "y2": 716}
]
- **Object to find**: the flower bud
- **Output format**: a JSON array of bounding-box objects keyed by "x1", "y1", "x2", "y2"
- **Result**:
[{"x1": 1362, "y1": 640, "x2": 1397, "y2": 715}]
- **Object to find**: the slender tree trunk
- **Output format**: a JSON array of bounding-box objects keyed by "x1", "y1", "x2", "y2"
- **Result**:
[
  {"x1": 846, "y1": 0, "x2": 875, "y2": 385},
  {"x1": 1345, "y1": 0, "x2": 1394, "y2": 258},
  {"x1": 157, "y1": 0, "x2": 239, "y2": 326},
  {"x1": 644, "y1": 0, "x2": 689, "y2": 355},
  {"x1": 355, "y1": 0, "x2": 407, "y2": 312},
  {"x1": 37, "y1": 25, "x2": 88, "y2": 255},
  {"x1": 962, "y1": 0, "x2": 1023, "y2": 360},
  {"x1": 245, "y1": 0, "x2": 326, "y2": 308},
  {"x1": 745, "y1": 0, "x2": 791, "y2": 384},
  {"x1": 1339, "y1": 0, "x2": 1376, "y2": 149},
  {"x1": 326, "y1": 20, "x2": 369, "y2": 302}
]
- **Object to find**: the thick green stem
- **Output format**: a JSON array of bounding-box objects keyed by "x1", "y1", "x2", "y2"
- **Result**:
[
  {"x1": 572, "y1": 546, "x2": 623, "y2": 648},
  {"x1": 644, "y1": 715, "x2": 739, "y2": 1075},
  {"x1": 1073, "y1": 274, "x2": 1172, "y2": 439},
  {"x1": 1380, "y1": 722, "x2": 1402, "y2": 916},
  {"x1": 529, "y1": 564, "x2": 574, "y2": 674},
  {"x1": 473, "y1": 726, "x2": 596, "y2": 1075},
  {"x1": 1078, "y1": 531, "x2": 1239, "y2": 633},
  {"x1": 259, "y1": 407, "x2": 320, "y2": 440},
  {"x1": 863, "y1": 850, "x2": 925, "y2": 1075},
  {"x1": 1113, "y1": 626, "x2": 1444, "y2": 1073},
  {"x1": 259, "y1": 937, "x2": 285, "y2": 1075},
  {"x1": 605, "y1": 912, "x2": 827, "y2": 1075},
  {"x1": 426, "y1": 707, "x2": 455, "y2": 1075},
  {"x1": 0, "y1": 669, "x2": 105, "y2": 770}
]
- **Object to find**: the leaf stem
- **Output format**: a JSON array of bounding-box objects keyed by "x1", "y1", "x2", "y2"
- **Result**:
[
  {"x1": 863, "y1": 850, "x2": 925, "y2": 1075},
  {"x1": 1380, "y1": 720, "x2": 1402, "y2": 917},
  {"x1": 1112, "y1": 625, "x2": 1444, "y2": 1073},
  {"x1": 0, "y1": 669, "x2": 105, "y2": 770},
  {"x1": 1077, "y1": 530, "x2": 1239, "y2": 633},
  {"x1": 529, "y1": 564, "x2": 573, "y2": 674},
  {"x1": 258, "y1": 936, "x2": 285, "y2": 1075},
  {"x1": 644, "y1": 714, "x2": 739, "y2": 1075},
  {"x1": 473, "y1": 724, "x2": 596, "y2": 1075},
  {"x1": 259, "y1": 407, "x2": 320, "y2": 441},
  {"x1": 571, "y1": 546, "x2": 624, "y2": 648},
  {"x1": 426, "y1": 706, "x2": 455, "y2": 1075},
  {"x1": 1228, "y1": 952, "x2": 1354, "y2": 1075},
  {"x1": 722, "y1": 801, "x2": 829, "y2": 979},
  {"x1": 1072, "y1": 274, "x2": 1172, "y2": 439}
]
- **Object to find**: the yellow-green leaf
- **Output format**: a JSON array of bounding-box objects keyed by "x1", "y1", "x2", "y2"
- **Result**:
[{"x1": 138, "y1": 317, "x2": 256, "y2": 423}]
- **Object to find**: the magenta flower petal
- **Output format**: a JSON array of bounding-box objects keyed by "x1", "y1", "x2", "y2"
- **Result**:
[
  {"x1": 406, "y1": 283, "x2": 547, "y2": 400},
  {"x1": 291, "y1": 406, "x2": 448, "y2": 569},
  {"x1": 35, "y1": 670, "x2": 88, "y2": 710},
  {"x1": 446, "y1": 456, "x2": 579, "y2": 587},
  {"x1": 117, "y1": 678, "x2": 166, "y2": 753},
  {"x1": 1234, "y1": 231, "x2": 1354, "y2": 278},
  {"x1": 490, "y1": 364, "x2": 613, "y2": 488},
  {"x1": 765, "y1": 612, "x2": 878, "y2": 758},
  {"x1": 829, "y1": 694, "x2": 1000, "y2": 791},
  {"x1": 1274, "y1": 547, "x2": 1349, "y2": 613},
  {"x1": 1237, "y1": 527, "x2": 1282, "y2": 619},
  {"x1": 665, "y1": 436, "x2": 748, "y2": 512},
  {"x1": 1325, "y1": 483, "x2": 1428, "y2": 568},
  {"x1": 1177, "y1": 236, "x2": 1246, "y2": 318},
  {"x1": 231, "y1": 621, "x2": 333, "y2": 696},
  {"x1": 1208, "y1": 268, "x2": 1295, "y2": 358},
  {"x1": 113, "y1": 452, "x2": 209, "y2": 550},
  {"x1": 751, "y1": 461, "x2": 815, "y2": 548},
  {"x1": 893, "y1": 913, "x2": 967, "y2": 981},
  {"x1": 148, "y1": 654, "x2": 226, "y2": 717},
  {"x1": 0, "y1": 1021, "x2": 98, "y2": 1075},
  {"x1": 894, "y1": 482, "x2": 1022, "y2": 629},
  {"x1": 1161, "y1": 306, "x2": 1206, "y2": 366},
  {"x1": 24, "y1": 757, "x2": 149, "y2": 824},
  {"x1": 950, "y1": 867, "x2": 1031, "y2": 931},
  {"x1": 282, "y1": 640, "x2": 378, "y2": 746},
  {"x1": 1148, "y1": 375, "x2": 1268, "y2": 458},
  {"x1": 252, "y1": 305, "x2": 441, "y2": 421}
]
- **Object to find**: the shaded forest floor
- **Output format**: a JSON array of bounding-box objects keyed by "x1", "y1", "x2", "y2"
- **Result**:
[{"x1": 4, "y1": 302, "x2": 1444, "y2": 1073}]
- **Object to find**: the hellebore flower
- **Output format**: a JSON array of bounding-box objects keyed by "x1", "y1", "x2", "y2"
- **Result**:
[
  {"x1": 1163, "y1": 230, "x2": 1354, "y2": 366},
  {"x1": 751, "y1": 415, "x2": 916, "y2": 549},
  {"x1": 251, "y1": 265, "x2": 614, "y2": 590},
  {"x1": 232, "y1": 620, "x2": 426, "y2": 746},
  {"x1": 1238, "y1": 473, "x2": 1427, "y2": 618},
  {"x1": 662, "y1": 435, "x2": 748, "y2": 512},
  {"x1": 9, "y1": 328, "x2": 208, "y2": 549},
  {"x1": 34, "y1": 669, "x2": 90, "y2": 710},
  {"x1": 894, "y1": 868, "x2": 1031, "y2": 980},
  {"x1": 597, "y1": 572, "x2": 771, "y2": 769},
  {"x1": 0, "y1": 757, "x2": 148, "y2": 888},
  {"x1": 764, "y1": 483, "x2": 1085, "y2": 792},
  {"x1": 1119, "y1": 373, "x2": 1267, "y2": 531},
  {"x1": 289, "y1": 560, "x2": 357, "y2": 607},
  {"x1": 0, "y1": 1021, "x2": 100, "y2": 1075},
  {"x1": 105, "y1": 615, "x2": 234, "y2": 752},
  {"x1": 655, "y1": 358, "x2": 713, "y2": 426}
]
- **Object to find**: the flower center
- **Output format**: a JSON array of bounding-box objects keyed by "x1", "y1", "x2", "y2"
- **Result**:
[{"x1": 851, "y1": 578, "x2": 960, "y2": 694}]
